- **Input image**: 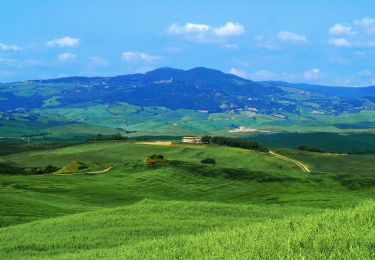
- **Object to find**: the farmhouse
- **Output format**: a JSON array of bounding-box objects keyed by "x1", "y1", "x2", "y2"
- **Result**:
[{"x1": 182, "y1": 136, "x2": 202, "y2": 144}]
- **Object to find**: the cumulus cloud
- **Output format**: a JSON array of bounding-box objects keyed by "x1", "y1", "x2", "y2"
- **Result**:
[
  {"x1": 354, "y1": 17, "x2": 375, "y2": 34},
  {"x1": 167, "y1": 21, "x2": 245, "y2": 43},
  {"x1": 328, "y1": 17, "x2": 375, "y2": 47},
  {"x1": 329, "y1": 23, "x2": 356, "y2": 35},
  {"x1": 58, "y1": 52, "x2": 76, "y2": 62},
  {"x1": 47, "y1": 36, "x2": 80, "y2": 47},
  {"x1": 214, "y1": 22, "x2": 245, "y2": 37},
  {"x1": 229, "y1": 68, "x2": 247, "y2": 78},
  {"x1": 0, "y1": 43, "x2": 21, "y2": 51},
  {"x1": 328, "y1": 38, "x2": 351, "y2": 47},
  {"x1": 121, "y1": 51, "x2": 161, "y2": 63},
  {"x1": 304, "y1": 68, "x2": 320, "y2": 80},
  {"x1": 277, "y1": 31, "x2": 307, "y2": 43}
]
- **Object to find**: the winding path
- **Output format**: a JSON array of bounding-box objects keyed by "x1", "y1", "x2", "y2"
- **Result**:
[
  {"x1": 56, "y1": 166, "x2": 113, "y2": 175},
  {"x1": 269, "y1": 150, "x2": 310, "y2": 173}
]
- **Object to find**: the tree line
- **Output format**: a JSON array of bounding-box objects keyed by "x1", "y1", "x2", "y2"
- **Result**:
[{"x1": 201, "y1": 136, "x2": 269, "y2": 152}]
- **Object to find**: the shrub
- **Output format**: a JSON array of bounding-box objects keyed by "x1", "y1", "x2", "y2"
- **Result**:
[
  {"x1": 148, "y1": 154, "x2": 165, "y2": 160},
  {"x1": 201, "y1": 158, "x2": 216, "y2": 164}
]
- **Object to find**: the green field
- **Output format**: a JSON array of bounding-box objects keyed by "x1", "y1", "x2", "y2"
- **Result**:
[{"x1": 1, "y1": 141, "x2": 375, "y2": 258}]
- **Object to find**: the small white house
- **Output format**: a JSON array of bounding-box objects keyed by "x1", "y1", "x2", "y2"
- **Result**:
[{"x1": 182, "y1": 136, "x2": 202, "y2": 144}]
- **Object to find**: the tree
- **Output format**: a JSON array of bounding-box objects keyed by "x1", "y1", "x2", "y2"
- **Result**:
[{"x1": 201, "y1": 135, "x2": 211, "y2": 144}]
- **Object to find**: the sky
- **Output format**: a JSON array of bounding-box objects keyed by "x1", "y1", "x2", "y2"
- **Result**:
[{"x1": 1, "y1": 0, "x2": 375, "y2": 86}]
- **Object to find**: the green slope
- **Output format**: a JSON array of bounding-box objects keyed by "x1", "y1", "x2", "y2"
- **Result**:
[
  {"x1": 1, "y1": 141, "x2": 375, "y2": 259},
  {"x1": 0, "y1": 200, "x2": 374, "y2": 259}
]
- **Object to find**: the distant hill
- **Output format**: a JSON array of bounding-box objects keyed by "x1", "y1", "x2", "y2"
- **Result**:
[
  {"x1": 1, "y1": 67, "x2": 374, "y2": 114},
  {"x1": 265, "y1": 81, "x2": 375, "y2": 99}
]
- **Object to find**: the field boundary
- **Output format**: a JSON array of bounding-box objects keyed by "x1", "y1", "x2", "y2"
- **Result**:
[{"x1": 269, "y1": 150, "x2": 310, "y2": 173}]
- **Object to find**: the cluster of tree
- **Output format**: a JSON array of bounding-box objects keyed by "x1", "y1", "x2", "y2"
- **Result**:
[
  {"x1": 86, "y1": 133, "x2": 128, "y2": 142},
  {"x1": 201, "y1": 158, "x2": 216, "y2": 164},
  {"x1": 147, "y1": 154, "x2": 165, "y2": 160},
  {"x1": 202, "y1": 136, "x2": 268, "y2": 152},
  {"x1": 0, "y1": 163, "x2": 59, "y2": 175},
  {"x1": 297, "y1": 144, "x2": 325, "y2": 153}
]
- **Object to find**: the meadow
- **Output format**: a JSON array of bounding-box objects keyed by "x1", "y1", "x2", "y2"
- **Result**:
[{"x1": 0, "y1": 141, "x2": 374, "y2": 258}]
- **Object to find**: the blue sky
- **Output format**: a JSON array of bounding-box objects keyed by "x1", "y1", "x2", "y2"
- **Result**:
[{"x1": 1, "y1": 0, "x2": 375, "y2": 86}]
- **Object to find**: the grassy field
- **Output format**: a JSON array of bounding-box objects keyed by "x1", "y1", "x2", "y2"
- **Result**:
[
  {"x1": 2, "y1": 101, "x2": 375, "y2": 140},
  {"x1": 0, "y1": 141, "x2": 375, "y2": 258}
]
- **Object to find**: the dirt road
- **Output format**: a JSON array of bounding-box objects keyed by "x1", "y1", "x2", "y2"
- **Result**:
[{"x1": 269, "y1": 150, "x2": 311, "y2": 173}]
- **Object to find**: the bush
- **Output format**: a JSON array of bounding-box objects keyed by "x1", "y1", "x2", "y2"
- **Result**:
[
  {"x1": 201, "y1": 158, "x2": 216, "y2": 164},
  {"x1": 148, "y1": 154, "x2": 165, "y2": 160}
]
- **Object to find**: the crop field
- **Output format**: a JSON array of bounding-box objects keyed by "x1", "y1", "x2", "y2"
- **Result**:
[{"x1": 0, "y1": 141, "x2": 374, "y2": 258}]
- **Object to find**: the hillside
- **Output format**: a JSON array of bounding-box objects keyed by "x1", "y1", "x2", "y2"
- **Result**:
[
  {"x1": 1, "y1": 67, "x2": 375, "y2": 138},
  {"x1": 0, "y1": 198, "x2": 374, "y2": 259},
  {"x1": 0, "y1": 140, "x2": 375, "y2": 258},
  {"x1": 2, "y1": 67, "x2": 374, "y2": 113}
]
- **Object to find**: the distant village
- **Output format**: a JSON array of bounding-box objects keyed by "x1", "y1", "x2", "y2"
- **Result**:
[{"x1": 229, "y1": 126, "x2": 270, "y2": 133}]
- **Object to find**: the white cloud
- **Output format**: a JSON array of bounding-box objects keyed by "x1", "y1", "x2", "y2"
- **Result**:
[
  {"x1": 328, "y1": 38, "x2": 351, "y2": 47},
  {"x1": 355, "y1": 17, "x2": 375, "y2": 26},
  {"x1": 58, "y1": 52, "x2": 76, "y2": 62},
  {"x1": 121, "y1": 51, "x2": 161, "y2": 63},
  {"x1": 277, "y1": 31, "x2": 307, "y2": 43},
  {"x1": 328, "y1": 17, "x2": 375, "y2": 47},
  {"x1": 167, "y1": 21, "x2": 245, "y2": 43},
  {"x1": 304, "y1": 68, "x2": 320, "y2": 80},
  {"x1": 88, "y1": 56, "x2": 108, "y2": 66},
  {"x1": 47, "y1": 36, "x2": 80, "y2": 47},
  {"x1": 329, "y1": 23, "x2": 356, "y2": 35},
  {"x1": 229, "y1": 68, "x2": 247, "y2": 78},
  {"x1": 354, "y1": 17, "x2": 375, "y2": 34},
  {"x1": 0, "y1": 43, "x2": 21, "y2": 51},
  {"x1": 371, "y1": 80, "x2": 375, "y2": 85},
  {"x1": 214, "y1": 22, "x2": 245, "y2": 37}
]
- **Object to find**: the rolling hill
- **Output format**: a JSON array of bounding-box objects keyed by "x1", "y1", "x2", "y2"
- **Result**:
[
  {"x1": 1, "y1": 141, "x2": 375, "y2": 258},
  {"x1": 1, "y1": 67, "x2": 375, "y2": 138}
]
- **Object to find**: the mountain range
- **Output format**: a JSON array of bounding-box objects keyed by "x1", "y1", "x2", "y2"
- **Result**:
[
  {"x1": 1, "y1": 67, "x2": 375, "y2": 114},
  {"x1": 1, "y1": 67, "x2": 375, "y2": 137}
]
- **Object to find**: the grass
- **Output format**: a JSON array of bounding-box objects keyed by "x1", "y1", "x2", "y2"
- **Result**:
[
  {"x1": 0, "y1": 141, "x2": 375, "y2": 258},
  {"x1": 278, "y1": 148, "x2": 375, "y2": 176},
  {"x1": 0, "y1": 200, "x2": 374, "y2": 259}
]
